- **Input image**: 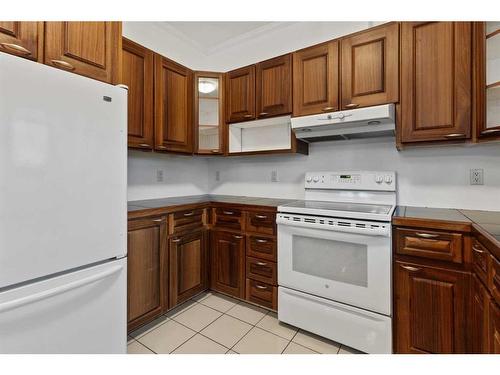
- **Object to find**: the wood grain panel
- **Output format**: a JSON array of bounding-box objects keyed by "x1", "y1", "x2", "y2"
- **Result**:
[
  {"x1": 0, "y1": 21, "x2": 43, "y2": 62},
  {"x1": 489, "y1": 300, "x2": 500, "y2": 353},
  {"x1": 225, "y1": 65, "x2": 255, "y2": 122},
  {"x1": 471, "y1": 275, "x2": 490, "y2": 353}
]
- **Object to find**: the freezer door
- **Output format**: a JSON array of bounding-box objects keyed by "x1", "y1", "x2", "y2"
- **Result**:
[
  {"x1": 0, "y1": 53, "x2": 127, "y2": 288},
  {"x1": 0, "y1": 258, "x2": 127, "y2": 354}
]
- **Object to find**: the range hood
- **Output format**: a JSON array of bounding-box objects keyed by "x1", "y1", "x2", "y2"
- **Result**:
[{"x1": 292, "y1": 104, "x2": 395, "y2": 142}]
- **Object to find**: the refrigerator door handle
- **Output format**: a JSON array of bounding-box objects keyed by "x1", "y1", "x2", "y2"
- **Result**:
[{"x1": 0, "y1": 264, "x2": 123, "y2": 314}]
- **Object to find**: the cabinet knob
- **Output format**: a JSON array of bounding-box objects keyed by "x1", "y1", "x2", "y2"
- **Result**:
[
  {"x1": 255, "y1": 284, "x2": 268, "y2": 290},
  {"x1": 172, "y1": 238, "x2": 181, "y2": 243},
  {"x1": 255, "y1": 239, "x2": 268, "y2": 243},
  {"x1": 222, "y1": 211, "x2": 234, "y2": 215},
  {"x1": 401, "y1": 265, "x2": 420, "y2": 272},
  {"x1": 259, "y1": 112, "x2": 268, "y2": 117},
  {"x1": 415, "y1": 232, "x2": 439, "y2": 239},
  {"x1": 255, "y1": 215, "x2": 268, "y2": 219},
  {"x1": 481, "y1": 129, "x2": 500, "y2": 136},
  {"x1": 156, "y1": 145, "x2": 167, "y2": 150},
  {"x1": 472, "y1": 246, "x2": 485, "y2": 254},
  {"x1": 152, "y1": 219, "x2": 163, "y2": 223},
  {"x1": 321, "y1": 106, "x2": 335, "y2": 112},
  {"x1": 233, "y1": 235, "x2": 243, "y2": 239},
  {"x1": 138, "y1": 143, "x2": 151, "y2": 148},
  {"x1": 243, "y1": 114, "x2": 253, "y2": 118},
  {"x1": 183, "y1": 211, "x2": 194, "y2": 217},
  {"x1": 51, "y1": 59, "x2": 75, "y2": 71},
  {"x1": 443, "y1": 133, "x2": 466, "y2": 139},
  {"x1": 255, "y1": 261, "x2": 268, "y2": 266},
  {"x1": 1, "y1": 42, "x2": 31, "y2": 56},
  {"x1": 345, "y1": 103, "x2": 359, "y2": 109}
]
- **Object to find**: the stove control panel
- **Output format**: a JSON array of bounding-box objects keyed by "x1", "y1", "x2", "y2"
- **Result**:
[{"x1": 305, "y1": 171, "x2": 396, "y2": 191}]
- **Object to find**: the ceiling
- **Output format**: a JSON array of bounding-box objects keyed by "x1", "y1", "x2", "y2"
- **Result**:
[{"x1": 155, "y1": 22, "x2": 293, "y2": 55}]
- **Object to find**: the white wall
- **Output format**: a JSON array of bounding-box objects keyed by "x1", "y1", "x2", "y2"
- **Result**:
[
  {"x1": 127, "y1": 150, "x2": 208, "y2": 201},
  {"x1": 207, "y1": 138, "x2": 500, "y2": 211}
]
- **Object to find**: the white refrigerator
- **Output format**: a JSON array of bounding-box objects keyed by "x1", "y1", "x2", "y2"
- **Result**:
[{"x1": 0, "y1": 53, "x2": 127, "y2": 353}]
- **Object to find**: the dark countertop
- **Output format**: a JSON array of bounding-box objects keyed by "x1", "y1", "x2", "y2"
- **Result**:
[{"x1": 128, "y1": 194, "x2": 298, "y2": 213}]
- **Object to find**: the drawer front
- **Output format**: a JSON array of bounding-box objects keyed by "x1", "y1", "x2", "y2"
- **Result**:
[
  {"x1": 491, "y1": 255, "x2": 500, "y2": 305},
  {"x1": 246, "y1": 211, "x2": 276, "y2": 235},
  {"x1": 170, "y1": 208, "x2": 204, "y2": 234},
  {"x1": 213, "y1": 207, "x2": 244, "y2": 231},
  {"x1": 472, "y1": 239, "x2": 490, "y2": 286},
  {"x1": 246, "y1": 257, "x2": 277, "y2": 285},
  {"x1": 246, "y1": 235, "x2": 277, "y2": 261},
  {"x1": 395, "y1": 228, "x2": 463, "y2": 263},
  {"x1": 246, "y1": 279, "x2": 277, "y2": 310}
]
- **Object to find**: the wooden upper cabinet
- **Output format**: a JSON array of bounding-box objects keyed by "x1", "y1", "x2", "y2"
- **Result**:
[
  {"x1": 341, "y1": 22, "x2": 399, "y2": 109},
  {"x1": 256, "y1": 54, "x2": 292, "y2": 118},
  {"x1": 127, "y1": 216, "x2": 167, "y2": 331},
  {"x1": 400, "y1": 22, "x2": 472, "y2": 143},
  {"x1": 154, "y1": 54, "x2": 193, "y2": 154},
  {"x1": 226, "y1": 65, "x2": 255, "y2": 123},
  {"x1": 0, "y1": 22, "x2": 43, "y2": 62},
  {"x1": 394, "y1": 261, "x2": 469, "y2": 353},
  {"x1": 122, "y1": 38, "x2": 154, "y2": 150},
  {"x1": 44, "y1": 22, "x2": 121, "y2": 83},
  {"x1": 293, "y1": 41, "x2": 339, "y2": 117},
  {"x1": 169, "y1": 230, "x2": 208, "y2": 308}
]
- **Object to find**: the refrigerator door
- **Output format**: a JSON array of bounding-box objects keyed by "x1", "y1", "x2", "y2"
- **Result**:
[
  {"x1": 0, "y1": 258, "x2": 127, "y2": 353},
  {"x1": 0, "y1": 53, "x2": 127, "y2": 288}
]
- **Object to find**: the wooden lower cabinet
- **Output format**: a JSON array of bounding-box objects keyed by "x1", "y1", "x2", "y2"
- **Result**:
[
  {"x1": 471, "y1": 275, "x2": 490, "y2": 353},
  {"x1": 169, "y1": 229, "x2": 208, "y2": 307},
  {"x1": 127, "y1": 216, "x2": 168, "y2": 331},
  {"x1": 489, "y1": 300, "x2": 500, "y2": 353},
  {"x1": 210, "y1": 230, "x2": 245, "y2": 298},
  {"x1": 394, "y1": 261, "x2": 469, "y2": 353}
]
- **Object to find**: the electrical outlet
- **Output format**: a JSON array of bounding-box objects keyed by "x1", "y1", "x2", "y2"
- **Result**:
[
  {"x1": 215, "y1": 170, "x2": 220, "y2": 182},
  {"x1": 271, "y1": 170, "x2": 279, "y2": 182},
  {"x1": 470, "y1": 168, "x2": 484, "y2": 185},
  {"x1": 156, "y1": 169, "x2": 164, "y2": 183}
]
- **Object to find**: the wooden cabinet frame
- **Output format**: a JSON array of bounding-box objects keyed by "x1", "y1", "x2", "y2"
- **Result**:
[{"x1": 0, "y1": 22, "x2": 44, "y2": 62}]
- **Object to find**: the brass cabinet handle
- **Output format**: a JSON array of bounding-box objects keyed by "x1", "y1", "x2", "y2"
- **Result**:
[
  {"x1": 255, "y1": 214, "x2": 268, "y2": 219},
  {"x1": 51, "y1": 59, "x2": 75, "y2": 71},
  {"x1": 481, "y1": 129, "x2": 500, "y2": 135},
  {"x1": 259, "y1": 112, "x2": 268, "y2": 116},
  {"x1": 255, "y1": 239, "x2": 268, "y2": 243},
  {"x1": 255, "y1": 284, "x2": 268, "y2": 290},
  {"x1": 255, "y1": 261, "x2": 268, "y2": 266},
  {"x1": 243, "y1": 114, "x2": 253, "y2": 118},
  {"x1": 183, "y1": 211, "x2": 194, "y2": 217},
  {"x1": 401, "y1": 265, "x2": 420, "y2": 272},
  {"x1": 233, "y1": 235, "x2": 243, "y2": 239},
  {"x1": 472, "y1": 245, "x2": 485, "y2": 254},
  {"x1": 444, "y1": 133, "x2": 466, "y2": 138},
  {"x1": 172, "y1": 238, "x2": 181, "y2": 243},
  {"x1": 322, "y1": 106, "x2": 335, "y2": 112},
  {"x1": 152, "y1": 219, "x2": 163, "y2": 222},
  {"x1": 1, "y1": 42, "x2": 31, "y2": 55},
  {"x1": 211, "y1": 149, "x2": 219, "y2": 153},
  {"x1": 415, "y1": 233, "x2": 439, "y2": 239},
  {"x1": 156, "y1": 145, "x2": 167, "y2": 150},
  {"x1": 345, "y1": 103, "x2": 359, "y2": 109},
  {"x1": 138, "y1": 143, "x2": 151, "y2": 147},
  {"x1": 223, "y1": 211, "x2": 234, "y2": 215}
]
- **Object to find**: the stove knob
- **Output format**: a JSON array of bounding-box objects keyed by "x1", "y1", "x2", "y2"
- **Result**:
[
  {"x1": 385, "y1": 175, "x2": 393, "y2": 184},
  {"x1": 375, "y1": 175, "x2": 383, "y2": 184},
  {"x1": 313, "y1": 176, "x2": 320, "y2": 183},
  {"x1": 306, "y1": 176, "x2": 312, "y2": 183}
]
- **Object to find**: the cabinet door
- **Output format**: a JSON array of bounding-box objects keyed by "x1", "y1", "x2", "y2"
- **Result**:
[
  {"x1": 44, "y1": 22, "x2": 121, "y2": 83},
  {"x1": 154, "y1": 54, "x2": 193, "y2": 154},
  {"x1": 471, "y1": 275, "x2": 490, "y2": 353},
  {"x1": 293, "y1": 41, "x2": 339, "y2": 116},
  {"x1": 341, "y1": 22, "x2": 399, "y2": 109},
  {"x1": 169, "y1": 230, "x2": 208, "y2": 308},
  {"x1": 225, "y1": 65, "x2": 255, "y2": 123},
  {"x1": 400, "y1": 22, "x2": 472, "y2": 143},
  {"x1": 122, "y1": 38, "x2": 154, "y2": 150},
  {"x1": 210, "y1": 231, "x2": 245, "y2": 298},
  {"x1": 394, "y1": 261, "x2": 469, "y2": 353},
  {"x1": 489, "y1": 300, "x2": 500, "y2": 353},
  {"x1": 127, "y1": 216, "x2": 168, "y2": 331},
  {"x1": 256, "y1": 54, "x2": 292, "y2": 118},
  {"x1": 0, "y1": 22, "x2": 43, "y2": 62}
]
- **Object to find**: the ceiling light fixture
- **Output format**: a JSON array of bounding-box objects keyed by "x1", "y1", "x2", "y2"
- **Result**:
[{"x1": 198, "y1": 80, "x2": 216, "y2": 94}]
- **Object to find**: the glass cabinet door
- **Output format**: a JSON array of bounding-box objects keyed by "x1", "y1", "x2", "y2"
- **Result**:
[
  {"x1": 486, "y1": 22, "x2": 500, "y2": 134},
  {"x1": 195, "y1": 73, "x2": 224, "y2": 154}
]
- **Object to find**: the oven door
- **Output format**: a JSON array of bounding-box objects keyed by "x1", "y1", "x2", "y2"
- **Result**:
[{"x1": 278, "y1": 220, "x2": 391, "y2": 316}]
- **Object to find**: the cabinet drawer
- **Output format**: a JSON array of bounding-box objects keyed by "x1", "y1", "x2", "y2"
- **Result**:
[
  {"x1": 169, "y1": 208, "x2": 204, "y2": 234},
  {"x1": 213, "y1": 207, "x2": 244, "y2": 231},
  {"x1": 246, "y1": 279, "x2": 277, "y2": 310},
  {"x1": 246, "y1": 235, "x2": 277, "y2": 261},
  {"x1": 246, "y1": 211, "x2": 276, "y2": 235},
  {"x1": 395, "y1": 228, "x2": 463, "y2": 263},
  {"x1": 491, "y1": 255, "x2": 500, "y2": 306},
  {"x1": 472, "y1": 239, "x2": 490, "y2": 286},
  {"x1": 246, "y1": 257, "x2": 277, "y2": 285}
]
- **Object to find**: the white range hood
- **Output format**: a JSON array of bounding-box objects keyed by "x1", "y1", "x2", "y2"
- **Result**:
[{"x1": 292, "y1": 104, "x2": 395, "y2": 142}]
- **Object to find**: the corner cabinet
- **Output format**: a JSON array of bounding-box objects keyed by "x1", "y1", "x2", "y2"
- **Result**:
[
  {"x1": 44, "y1": 22, "x2": 121, "y2": 84},
  {"x1": 340, "y1": 22, "x2": 399, "y2": 110},
  {"x1": 225, "y1": 65, "x2": 256, "y2": 123},
  {"x1": 0, "y1": 22, "x2": 43, "y2": 62},
  {"x1": 127, "y1": 216, "x2": 168, "y2": 332},
  {"x1": 210, "y1": 230, "x2": 245, "y2": 298},
  {"x1": 154, "y1": 55, "x2": 194, "y2": 154},
  {"x1": 400, "y1": 22, "x2": 472, "y2": 144},
  {"x1": 292, "y1": 41, "x2": 339, "y2": 117},
  {"x1": 122, "y1": 38, "x2": 154, "y2": 150},
  {"x1": 169, "y1": 229, "x2": 208, "y2": 307}
]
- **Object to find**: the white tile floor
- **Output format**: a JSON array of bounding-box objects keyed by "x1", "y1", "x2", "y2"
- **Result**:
[{"x1": 127, "y1": 291, "x2": 363, "y2": 354}]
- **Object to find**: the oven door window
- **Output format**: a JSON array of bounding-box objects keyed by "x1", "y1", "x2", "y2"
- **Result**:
[{"x1": 292, "y1": 235, "x2": 368, "y2": 287}]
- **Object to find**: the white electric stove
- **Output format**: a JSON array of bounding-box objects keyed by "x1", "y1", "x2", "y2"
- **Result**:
[{"x1": 276, "y1": 171, "x2": 396, "y2": 354}]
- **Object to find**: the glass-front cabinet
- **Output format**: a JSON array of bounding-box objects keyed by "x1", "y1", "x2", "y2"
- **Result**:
[
  {"x1": 476, "y1": 22, "x2": 500, "y2": 139},
  {"x1": 194, "y1": 72, "x2": 224, "y2": 154}
]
